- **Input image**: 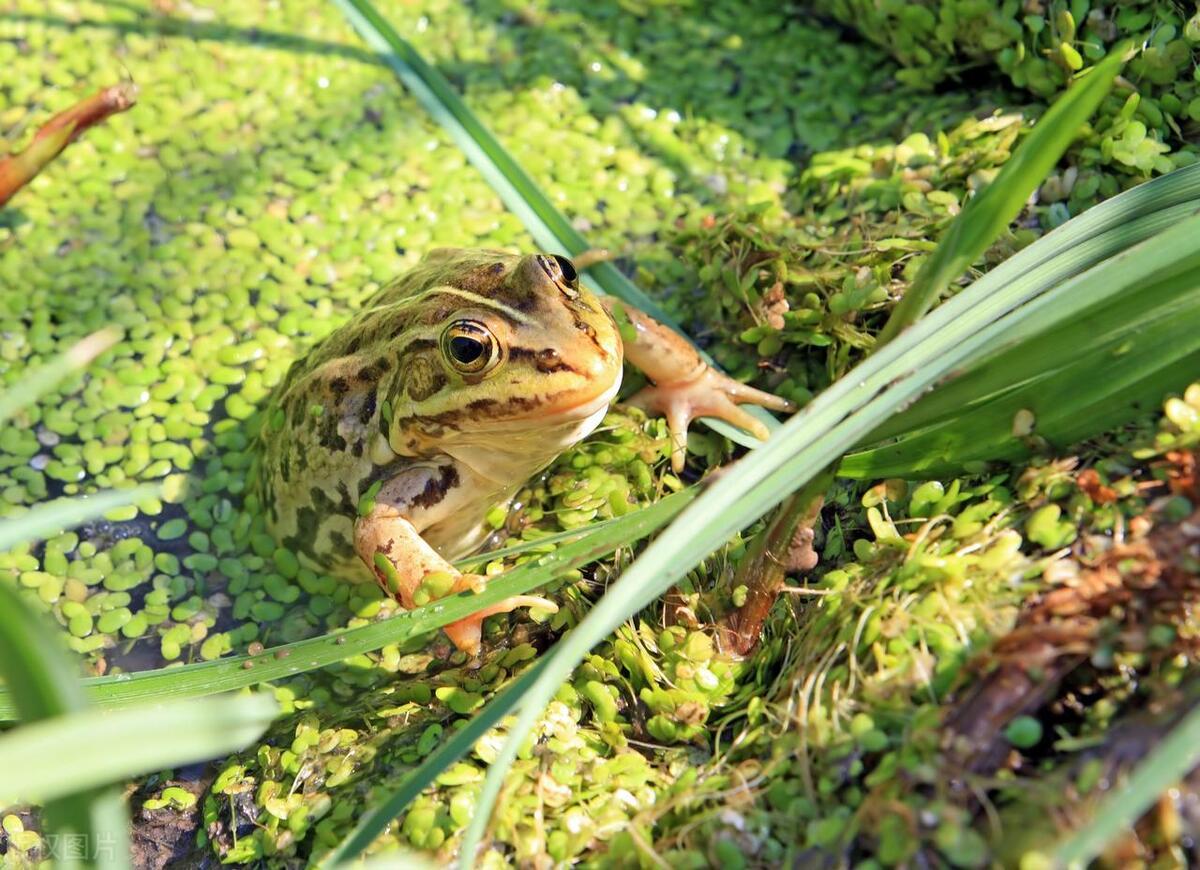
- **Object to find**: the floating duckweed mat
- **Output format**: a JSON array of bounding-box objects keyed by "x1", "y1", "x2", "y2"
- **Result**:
[{"x1": 1, "y1": 0, "x2": 1198, "y2": 866}]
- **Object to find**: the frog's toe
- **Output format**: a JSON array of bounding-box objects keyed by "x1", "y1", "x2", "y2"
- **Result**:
[
  {"x1": 711, "y1": 400, "x2": 772, "y2": 442},
  {"x1": 719, "y1": 379, "x2": 797, "y2": 413},
  {"x1": 628, "y1": 370, "x2": 793, "y2": 472},
  {"x1": 443, "y1": 590, "x2": 559, "y2": 655}
]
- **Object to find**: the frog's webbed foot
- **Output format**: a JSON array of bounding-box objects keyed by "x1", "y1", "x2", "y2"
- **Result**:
[
  {"x1": 627, "y1": 370, "x2": 796, "y2": 473},
  {"x1": 442, "y1": 574, "x2": 558, "y2": 655}
]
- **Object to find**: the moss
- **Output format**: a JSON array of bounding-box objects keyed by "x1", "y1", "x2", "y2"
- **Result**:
[
  {"x1": 811, "y1": 0, "x2": 1200, "y2": 176},
  {"x1": 2, "y1": 0, "x2": 1198, "y2": 866}
]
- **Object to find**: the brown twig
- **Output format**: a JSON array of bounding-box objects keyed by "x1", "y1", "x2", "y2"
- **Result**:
[
  {"x1": 0, "y1": 82, "x2": 138, "y2": 207},
  {"x1": 720, "y1": 470, "x2": 830, "y2": 655}
]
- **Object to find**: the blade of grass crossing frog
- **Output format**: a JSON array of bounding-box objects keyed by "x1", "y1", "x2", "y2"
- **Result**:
[
  {"x1": 320, "y1": 656, "x2": 551, "y2": 867},
  {"x1": 0, "y1": 490, "x2": 696, "y2": 721},
  {"x1": 0, "y1": 695, "x2": 278, "y2": 805},
  {"x1": 0, "y1": 582, "x2": 131, "y2": 870},
  {"x1": 455, "y1": 196, "x2": 1200, "y2": 867},
  {"x1": 0, "y1": 485, "x2": 160, "y2": 552},
  {"x1": 329, "y1": 0, "x2": 773, "y2": 443},
  {"x1": 1053, "y1": 698, "x2": 1200, "y2": 867},
  {"x1": 875, "y1": 47, "x2": 1127, "y2": 345}
]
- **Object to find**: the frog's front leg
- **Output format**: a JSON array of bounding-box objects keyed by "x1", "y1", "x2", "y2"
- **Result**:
[
  {"x1": 354, "y1": 465, "x2": 556, "y2": 655},
  {"x1": 602, "y1": 298, "x2": 796, "y2": 472}
]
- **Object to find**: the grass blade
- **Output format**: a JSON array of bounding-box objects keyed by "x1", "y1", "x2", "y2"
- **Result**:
[
  {"x1": 0, "y1": 694, "x2": 278, "y2": 805},
  {"x1": 0, "y1": 329, "x2": 117, "y2": 426},
  {"x1": 0, "y1": 582, "x2": 88, "y2": 722},
  {"x1": 320, "y1": 656, "x2": 550, "y2": 867},
  {"x1": 1052, "y1": 701, "x2": 1200, "y2": 867},
  {"x1": 0, "y1": 489, "x2": 695, "y2": 720},
  {"x1": 0, "y1": 486, "x2": 159, "y2": 552},
  {"x1": 329, "y1": 0, "x2": 774, "y2": 444},
  {"x1": 874, "y1": 47, "x2": 1127, "y2": 345},
  {"x1": 330, "y1": 0, "x2": 666, "y2": 319},
  {"x1": 0, "y1": 580, "x2": 130, "y2": 869}
]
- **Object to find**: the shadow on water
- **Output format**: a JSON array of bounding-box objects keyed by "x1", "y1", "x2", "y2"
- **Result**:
[
  {"x1": 5, "y1": 0, "x2": 1018, "y2": 199},
  {"x1": 2, "y1": 0, "x2": 384, "y2": 66}
]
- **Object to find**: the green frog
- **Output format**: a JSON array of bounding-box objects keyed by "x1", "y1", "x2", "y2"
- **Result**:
[{"x1": 258, "y1": 248, "x2": 793, "y2": 653}]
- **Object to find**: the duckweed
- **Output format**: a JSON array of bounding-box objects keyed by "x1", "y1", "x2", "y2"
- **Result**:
[{"x1": 2, "y1": 0, "x2": 1197, "y2": 866}]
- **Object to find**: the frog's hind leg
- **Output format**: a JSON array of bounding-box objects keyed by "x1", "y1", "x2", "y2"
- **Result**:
[{"x1": 440, "y1": 574, "x2": 559, "y2": 654}]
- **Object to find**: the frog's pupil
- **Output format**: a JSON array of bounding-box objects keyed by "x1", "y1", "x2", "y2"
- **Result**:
[{"x1": 450, "y1": 336, "x2": 484, "y2": 364}]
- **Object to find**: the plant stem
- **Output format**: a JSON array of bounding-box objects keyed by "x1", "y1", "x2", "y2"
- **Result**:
[{"x1": 0, "y1": 82, "x2": 138, "y2": 207}]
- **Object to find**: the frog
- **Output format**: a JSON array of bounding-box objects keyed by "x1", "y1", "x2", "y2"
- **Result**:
[{"x1": 257, "y1": 248, "x2": 794, "y2": 654}]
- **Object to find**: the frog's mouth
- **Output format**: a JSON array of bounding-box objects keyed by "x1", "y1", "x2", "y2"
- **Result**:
[{"x1": 440, "y1": 372, "x2": 622, "y2": 487}]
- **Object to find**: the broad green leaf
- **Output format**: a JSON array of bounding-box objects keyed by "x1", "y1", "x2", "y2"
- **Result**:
[
  {"x1": 0, "y1": 582, "x2": 129, "y2": 870},
  {"x1": 874, "y1": 47, "x2": 1127, "y2": 345},
  {"x1": 0, "y1": 694, "x2": 278, "y2": 804},
  {"x1": 0, "y1": 489, "x2": 695, "y2": 720}
]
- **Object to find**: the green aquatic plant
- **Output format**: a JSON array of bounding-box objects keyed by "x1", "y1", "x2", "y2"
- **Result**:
[
  {"x1": 3, "y1": 0, "x2": 1200, "y2": 866},
  {"x1": 313, "y1": 6, "x2": 1199, "y2": 866}
]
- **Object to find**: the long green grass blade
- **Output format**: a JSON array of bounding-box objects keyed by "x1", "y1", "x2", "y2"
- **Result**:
[
  {"x1": 320, "y1": 656, "x2": 551, "y2": 867},
  {"x1": 0, "y1": 582, "x2": 88, "y2": 723},
  {"x1": 874, "y1": 48, "x2": 1126, "y2": 345},
  {"x1": 329, "y1": 0, "x2": 773, "y2": 444},
  {"x1": 0, "y1": 486, "x2": 159, "y2": 552},
  {"x1": 1052, "y1": 700, "x2": 1200, "y2": 867},
  {"x1": 0, "y1": 694, "x2": 278, "y2": 805},
  {"x1": 0, "y1": 581, "x2": 130, "y2": 869},
  {"x1": 0, "y1": 329, "x2": 117, "y2": 426},
  {"x1": 453, "y1": 190, "x2": 1200, "y2": 866},
  {"x1": 0, "y1": 489, "x2": 694, "y2": 720},
  {"x1": 843, "y1": 170, "x2": 1200, "y2": 477},
  {"x1": 330, "y1": 0, "x2": 666, "y2": 319},
  {"x1": 844, "y1": 266, "x2": 1200, "y2": 477}
]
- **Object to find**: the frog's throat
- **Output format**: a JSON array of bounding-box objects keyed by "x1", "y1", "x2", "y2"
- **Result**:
[{"x1": 440, "y1": 371, "x2": 622, "y2": 488}]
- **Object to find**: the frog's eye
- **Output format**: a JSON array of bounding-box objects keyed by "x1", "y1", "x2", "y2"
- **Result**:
[{"x1": 441, "y1": 320, "x2": 499, "y2": 375}]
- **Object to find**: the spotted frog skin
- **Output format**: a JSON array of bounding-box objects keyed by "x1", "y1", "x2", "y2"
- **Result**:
[{"x1": 258, "y1": 248, "x2": 793, "y2": 653}]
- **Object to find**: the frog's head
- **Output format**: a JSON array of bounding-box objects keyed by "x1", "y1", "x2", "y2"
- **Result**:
[{"x1": 382, "y1": 248, "x2": 623, "y2": 474}]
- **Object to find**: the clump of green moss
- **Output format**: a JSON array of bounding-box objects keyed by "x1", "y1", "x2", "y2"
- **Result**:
[
  {"x1": 812, "y1": 0, "x2": 1199, "y2": 177},
  {"x1": 3, "y1": 0, "x2": 1200, "y2": 867}
]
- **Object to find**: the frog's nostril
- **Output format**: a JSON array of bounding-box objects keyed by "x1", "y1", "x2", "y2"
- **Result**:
[
  {"x1": 536, "y1": 253, "x2": 578, "y2": 289},
  {"x1": 552, "y1": 254, "x2": 577, "y2": 285}
]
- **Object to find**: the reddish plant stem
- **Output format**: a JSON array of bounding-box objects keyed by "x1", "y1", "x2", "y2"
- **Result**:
[
  {"x1": 0, "y1": 82, "x2": 138, "y2": 207},
  {"x1": 720, "y1": 469, "x2": 830, "y2": 655}
]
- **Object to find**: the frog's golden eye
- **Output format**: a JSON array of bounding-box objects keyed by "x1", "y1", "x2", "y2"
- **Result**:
[{"x1": 441, "y1": 320, "x2": 499, "y2": 375}]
